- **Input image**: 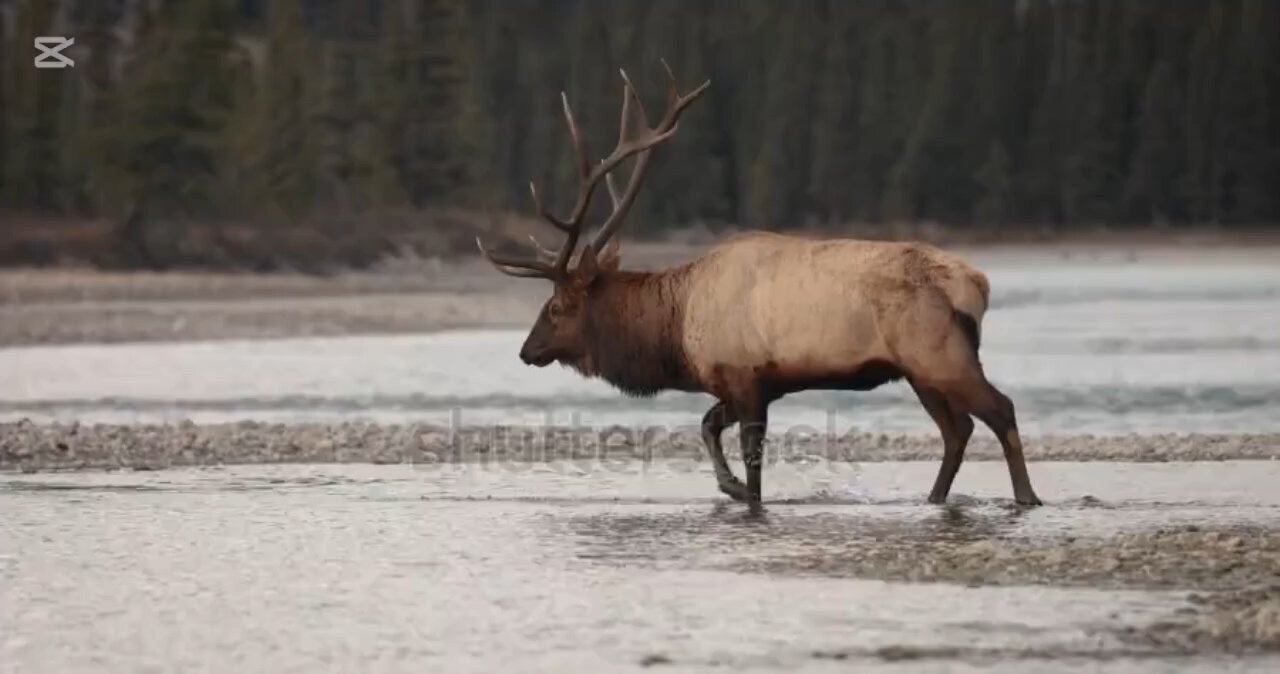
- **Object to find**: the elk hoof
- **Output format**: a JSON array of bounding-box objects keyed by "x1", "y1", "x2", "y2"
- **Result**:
[
  {"x1": 1015, "y1": 493, "x2": 1044, "y2": 507},
  {"x1": 718, "y1": 478, "x2": 751, "y2": 502}
]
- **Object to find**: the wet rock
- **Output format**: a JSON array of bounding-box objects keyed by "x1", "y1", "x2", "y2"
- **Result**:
[
  {"x1": 638, "y1": 653, "x2": 672, "y2": 667},
  {"x1": 1136, "y1": 586, "x2": 1280, "y2": 652}
]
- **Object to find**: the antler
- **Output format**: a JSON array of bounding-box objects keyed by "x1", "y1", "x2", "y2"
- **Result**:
[
  {"x1": 589, "y1": 60, "x2": 708, "y2": 253},
  {"x1": 478, "y1": 60, "x2": 710, "y2": 280}
]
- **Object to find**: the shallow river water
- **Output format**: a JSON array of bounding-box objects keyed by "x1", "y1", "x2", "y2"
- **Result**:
[
  {"x1": 3, "y1": 252, "x2": 1279, "y2": 672},
  {"x1": 4, "y1": 460, "x2": 1280, "y2": 673},
  {"x1": 3, "y1": 254, "x2": 1280, "y2": 435}
]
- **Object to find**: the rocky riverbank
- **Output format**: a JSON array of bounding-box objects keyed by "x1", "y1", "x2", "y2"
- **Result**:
[
  {"x1": 2, "y1": 420, "x2": 1278, "y2": 472},
  {"x1": 731, "y1": 525, "x2": 1280, "y2": 654}
]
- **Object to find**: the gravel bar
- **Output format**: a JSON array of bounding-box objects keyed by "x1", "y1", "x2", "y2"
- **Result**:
[
  {"x1": 731, "y1": 525, "x2": 1280, "y2": 654},
  {"x1": 2, "y1": 420, "x2": 1279, "y2": 472}
]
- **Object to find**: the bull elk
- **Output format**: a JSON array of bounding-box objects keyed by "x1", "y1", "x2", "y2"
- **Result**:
[{"x1": 477, "y1": 61, "x2": 1042, "y2": 507}]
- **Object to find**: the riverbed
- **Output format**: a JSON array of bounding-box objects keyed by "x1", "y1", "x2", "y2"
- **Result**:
[{"x1": 3, "y1": 461, "x2": 1279, "y2": 673}]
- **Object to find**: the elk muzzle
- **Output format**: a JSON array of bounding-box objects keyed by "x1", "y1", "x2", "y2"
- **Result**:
[{"x1": 518, "y1": 331, "x2": 556, "y2": 367}]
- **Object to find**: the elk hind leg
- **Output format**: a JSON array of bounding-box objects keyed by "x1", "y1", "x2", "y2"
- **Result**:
[
  {"x1": 911, "y1": 380, "x2": 974, "y2": 504},
  {"x1": 701, "y1": 401, "x2": 749, "y2": 502},
  {"x1": 953, "y1": 375, "x2": 1042, "y2": 506}
]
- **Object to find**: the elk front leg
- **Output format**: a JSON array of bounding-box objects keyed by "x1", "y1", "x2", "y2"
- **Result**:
[
  {"x1": 737, "y1": 403, "x2": 768, "y2": 505},
  {"x1": 701, "y1": 401, "x2": 749, "y2": 502}
]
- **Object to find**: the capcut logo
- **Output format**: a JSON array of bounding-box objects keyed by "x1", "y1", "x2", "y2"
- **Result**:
[{"x1": 34, "y1": 36, "x2": 75, "y2": 69}]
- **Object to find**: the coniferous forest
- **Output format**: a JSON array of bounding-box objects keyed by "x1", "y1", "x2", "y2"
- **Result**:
[{"x1": 1, "y1": 1, "x2": 1278, "y2": 268}]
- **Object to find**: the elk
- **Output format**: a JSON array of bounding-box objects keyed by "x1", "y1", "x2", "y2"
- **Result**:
[{"x1": 477, "y1": 62, "x2": 1042, "y2": 507}]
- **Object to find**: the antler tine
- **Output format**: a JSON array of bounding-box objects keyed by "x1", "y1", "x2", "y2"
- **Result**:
[
  {"x1": 589, "y1": 62, "x2": 710, "y2": 252},
  {"x1": 476, "y1": 236, "x2": 558, "y2": 279},
  {"x1": 548, "y1": 91, "x2": 596, "y2": 272},
  {"x1": 620, "y1": 68, "x2": 651, "y2": 129},
  {"x1": 561, "y1": 92, "x2": 590, "y2": 181},
  {"x1": 604, "y1": 172, "x2": 622, "y2": 209},
  {"x1": 657, "y1": 58, "x2": 712, "y2": 127},
  {"x1": 528, "y1": 182, "x2": 573, "y2": 234},
  {"x1": 595, "y1": 69, "x2": 649, "y2": 224},
  {"x1": 662, "y1": 58, "x2": 679, "y2": 107},
  {"x1": 601, "y1": 70, "x2": 648, "y2": 213},
  {"x1": 528, "y1": 235, "x2": 560, "y2": 262}
]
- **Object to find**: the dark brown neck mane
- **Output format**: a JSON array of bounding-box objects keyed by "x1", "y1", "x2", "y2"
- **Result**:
[{"x1": 572, "y1": 267, "x2": 701, "y2": 397}]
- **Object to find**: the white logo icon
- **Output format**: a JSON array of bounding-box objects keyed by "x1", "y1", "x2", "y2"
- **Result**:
[{"x1": 34, "y1": 36, "x2": 75, "y2": 69}]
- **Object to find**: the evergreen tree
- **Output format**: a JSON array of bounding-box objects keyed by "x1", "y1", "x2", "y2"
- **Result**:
[
  {"x1": 375, "y1": 0, "x2": 469, "y2": 208},
  {"x1": 254, "y1": 0, "x2": 320, "y2": 219},
  {"x1": 1216, "y1": 0, "x2": 1277, "y2": 223},
  {"x1": 808, "y1": 2, "x2": 862, "y2": 225},
  {"x1": 71, "y1": 0, "x2": 126, "y2": 213},
  {"x1": 2, "y1": 0, "x2": 1280, "y2": 258},
  {"x1": 975, "y1": 140, "x2": 1013, "y2": 227},
  {"x1": 2, "y1": 0, "x2": 65, "y2": 211},
  {"x1": 1183, "y1": 0, "x2": 1231, "y2": 223},
  {"x1": 1124, "y1": 61, "x2": 1183, "y2": 222},
  {"x1": 102, "y1": 0, "x2": 238, "y2": 216},
  {"x1": 748, "y1": 2, "x2": 820, "y2": 226},
  {"x1": 309, "y1": 0, "x2": 386, "y2": 211}
]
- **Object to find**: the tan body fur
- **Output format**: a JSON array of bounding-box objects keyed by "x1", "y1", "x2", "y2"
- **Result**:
[{"x1": 681, "y1": 232, "x2": 989, "y2": 402}]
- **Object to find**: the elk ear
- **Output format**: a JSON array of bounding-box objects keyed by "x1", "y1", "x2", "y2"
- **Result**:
[
  {"x1": 576, "y1": 243, "x2": 601, "y2": 285},
  {"x1": 597, "y1": 239, "x2": 622, "y2": 272}
]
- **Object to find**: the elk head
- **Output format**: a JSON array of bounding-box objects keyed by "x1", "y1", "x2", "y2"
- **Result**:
[{"x1": 476, "y1": 61, "x2": 709, "y2": 368}]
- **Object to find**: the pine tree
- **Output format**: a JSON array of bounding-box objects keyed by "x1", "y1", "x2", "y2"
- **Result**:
[
  {"x1": 254, "y1": 0, "x2": 320, "y2": 219},
  {"x1": 375, "y1": 0, "x2": 469, "y2": 208},
  {"x1": 1183, "y1": 0, "x2": 1231, "y2": 223},
  {"x1": 308, "y1": 0, "x2": 389, "y2": 211},
  {"x1": 975, "y1": 140, "x2": 1013, "y2": 227},
  {"x1": 631, "y1": 1, "x2": 726, "y2": 232},
  {"x1": 103, "y1": 0, "x2": 238, "y2": 216},
  {"x1": 3, "y1": 0, "x2": 1280, "y2": 244},
  {"x1": 808, "y1": 2, "x2": 863, "y2": 225},
  {"x1": 856, "y1": 7, "x2": 916, "y2": 223},
  {"x1": 2, "y1": 0, "x2": 65, "y2": 211},
  {"x1": 1216, "y1": 0, "x2": 1277, "y2": 223},
  {"x1": 0, "y1": 7, "x2": 7, "y2": 202},
  {"x1": 71, "y1": 0, "x2": 126, "y2": 213},
  {"x1": 748, "y1": 2, "x2": 820, "y2": 226},
  {"x1": 1124, "y1": 61, "x2": 1183, "y2": 222}
]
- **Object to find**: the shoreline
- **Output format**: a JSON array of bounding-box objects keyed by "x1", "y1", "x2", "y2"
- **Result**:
[
  {"x1": 3, "y1": 421, "x2": 1278, "y2": 473},
  {"x1": 3, "y1": 241, "x2": 1280, "y2": 347}
]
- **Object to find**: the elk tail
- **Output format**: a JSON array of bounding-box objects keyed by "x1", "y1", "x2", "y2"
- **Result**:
[
  {"x1": 951, "y1": 309, "x2": 982, "y2": 354},
  {"x1": 948, "y1": 269, "x2": 990, "y2": 356}
]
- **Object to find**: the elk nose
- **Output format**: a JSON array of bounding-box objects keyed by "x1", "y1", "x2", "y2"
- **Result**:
[{"x1": 518, "y1": 344, "x2": 535, "y2": 365}]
